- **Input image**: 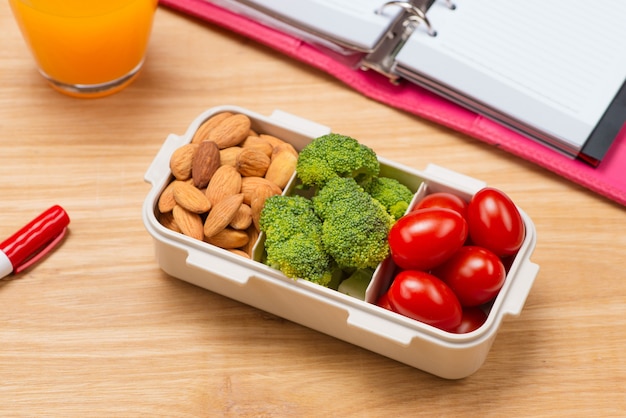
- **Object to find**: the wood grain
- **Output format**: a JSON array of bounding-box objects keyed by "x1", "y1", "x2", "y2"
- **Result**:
[{"x1": 1, "y1": 4, "x2": 624, "y2": 417}]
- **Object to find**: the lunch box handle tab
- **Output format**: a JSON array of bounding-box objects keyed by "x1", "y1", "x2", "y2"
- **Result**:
[
  {"x1": 346, "y1": 307, "x2": 415, "y2": 347},
  {"x1": 186, "y1": 248, "x2": 252, "y2": 286},
  {"x1": 144, "y1": 134, "x2": 187, "y2": 184},
  {"x1": 501, "y1": 260, "x2": 539, "y2": 316}
]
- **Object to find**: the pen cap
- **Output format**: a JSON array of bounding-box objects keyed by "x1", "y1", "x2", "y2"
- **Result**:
[{"x1": 0, "y1": 205, "x2": 70, "y2": 273}]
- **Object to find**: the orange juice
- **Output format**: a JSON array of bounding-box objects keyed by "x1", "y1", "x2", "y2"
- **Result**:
[{"x1": 9, "y1": 0, "x2": 157, "y2": 97}]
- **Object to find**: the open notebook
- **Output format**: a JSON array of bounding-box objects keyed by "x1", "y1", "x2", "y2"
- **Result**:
[
  {"x1": 159, "y1": 0, "x2": 626, "y2": 206},
  {"x1": 204, "y1": 0, "x2": 626, "y2": 166}
]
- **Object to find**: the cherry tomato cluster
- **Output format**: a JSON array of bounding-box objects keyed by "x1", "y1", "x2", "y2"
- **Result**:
[{"x1": 376, "y1": 187, "x2": 525, "y2": 333}]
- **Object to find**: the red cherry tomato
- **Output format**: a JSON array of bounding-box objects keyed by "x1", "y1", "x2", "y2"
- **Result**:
[
  {"x1": 467, "y1": 187, "x2": 525, "y2": 257},
  {"x1": 375, "y1": 292, "x2": 393, "y2": 311},
  {"x1": 387, "y1": 270, "x2": 462, "y2": 331},
  {"x1": 432, "y1": 246, "x2": 506, "y2": 307},
  {"x1": 412, "y1": 192, "x2": 468, "y2": 219},
  {"x1": 388, "y1": 208, "x2": 468, "y2": 271},
  {"x1": 453, "y1": 307, "x2": 488, "y2": 334},
  {"x1": 500, "y1": 255, "x2": 516, "y2": 273}
]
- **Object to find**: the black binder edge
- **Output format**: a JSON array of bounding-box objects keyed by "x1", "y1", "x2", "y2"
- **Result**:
[{"x1": 579, "y1": 79, "x2": 626, "y2": 166}]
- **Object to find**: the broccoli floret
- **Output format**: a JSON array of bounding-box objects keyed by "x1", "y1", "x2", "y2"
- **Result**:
[
  {"x1": 258, "y1": 135, "x2": 405, "y2": 287},
  {"x1": 259, "y1": 195, "x2": 335, "y2": 286},
  {"x1": 296, "y1": 133, "x2": 380, "y2": 188},
  {"x1": 366, "y1": 176, "x2": 414, "y2": 220},
  {"x1": 312, "y1": 177, "x2": 394, "y2": 270}
]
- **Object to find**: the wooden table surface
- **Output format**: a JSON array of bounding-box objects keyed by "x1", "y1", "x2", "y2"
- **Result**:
[{"x1": 1, "y1": 3, "x2": 625, "y2": 417}]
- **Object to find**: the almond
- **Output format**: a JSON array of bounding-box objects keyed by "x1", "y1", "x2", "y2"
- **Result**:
[
  {"x1": 228, "y1": 248, "x2": 250, "y2": 259},
  {"x1": 241, "y1": 226, "x2": 260, "y2": 258},
  {"x1": 241, "y1": 135, "x2": 273, "y2": 157},
  {"x1": 260, "y1": 134, "x2": 294, "y2": 152},
  {"x1": 204, "y1": 193, "x2": 245, "y2": 238},
  {"x1": 192, "y1": 140, "x2": 220, "y2": 189},
  {"x1": 229, "y1": 203, "x2": 252, "y2": 230},
  {"x1": 219, "y1": 146, "x2": 243, "y2": 168},
  {"x1": 158, "y1": 180, "x2": 183, "y2": 213},
  {"x1": 173, "y1": 182, "x2": 211, "y2": 214},
  {"x1": 158, "y1": 211, "x2": 180, "y2": 233},
  {"x1": 265, "y1": 144, "x2": 298, "y2": 189},
  {"x1": 241, "y1": 177, "x2": 283, "y2": 205},
  {"x1": 170, "y1": 143, "x2": 198, "y2": 180},
  {"x1": 172, "y1": 205, "x2": 204, "y2": 241},
  {"x1": 191, "y1": 112, "x2": 233, "y2": 144},
  {"x1": 251, "y1": 184, "x2": 280, "y2": 231},
  {"x1": 205, "y1": 165, "x2": 242, "y2": 207},
  {"x1": 204, "y1": 228, "x2": 249, "y2": 249},
  {"x1": 208, "y1": 114, "x2": 252, "y2": 149},
  {"x1": 275, "y1": 140, "x2": 298, "y2": 158},
  {"x1": 236, "y1": 148, "x2": 271, "y2": 177}
]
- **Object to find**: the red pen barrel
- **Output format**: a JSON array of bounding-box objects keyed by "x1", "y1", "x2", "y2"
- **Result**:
[{"x1": 0, "y1": 205, "x2": 70, "y2": 274}]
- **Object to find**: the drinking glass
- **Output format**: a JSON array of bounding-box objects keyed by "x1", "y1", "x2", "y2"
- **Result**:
[{"x1": 9, "y1": 0, "x2": 158, "y2": 98}]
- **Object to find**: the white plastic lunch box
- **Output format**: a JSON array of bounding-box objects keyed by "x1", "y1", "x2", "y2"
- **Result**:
[{"x1": 142, "y1": 105, "x2": 539, "y2": 379}]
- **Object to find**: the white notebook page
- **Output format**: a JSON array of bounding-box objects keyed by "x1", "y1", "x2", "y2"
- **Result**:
[
  {"x1": 242, "y1": 0, "x2": 400, "y2": 51},
  {"x1": 395, "y1": 0, "x2": 626, "y2": 149}
]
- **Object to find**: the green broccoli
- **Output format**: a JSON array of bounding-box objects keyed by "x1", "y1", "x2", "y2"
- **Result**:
[
  {"x1": 259, "y1": 195, "x2": 336, "y2": 286},
  {"x1": 312, "y1": 177, "x2": 394, "y2": 270},
  {"x1": 366, "y1": 176, "x2": 414, "y2": 220},
  {"x1": 296, "y1": 133, "x2": 380, "y2": 188},
  {"x1": 258, "y1": 134, "x2": 413, "y2": 290}
]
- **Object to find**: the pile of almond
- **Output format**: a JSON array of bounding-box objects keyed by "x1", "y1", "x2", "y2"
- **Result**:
[{"x1": 156, "y1": 112, "x2": 298, "y2": 258}]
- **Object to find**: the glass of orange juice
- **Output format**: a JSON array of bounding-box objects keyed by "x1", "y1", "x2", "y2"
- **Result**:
[{"x1": 8, "y1": 0, "x2": 158, "y2": 98}]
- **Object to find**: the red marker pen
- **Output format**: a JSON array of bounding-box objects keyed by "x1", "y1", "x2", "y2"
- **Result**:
[{"x1": 0, "y1": 205, "x2": 70, "y2": 279}]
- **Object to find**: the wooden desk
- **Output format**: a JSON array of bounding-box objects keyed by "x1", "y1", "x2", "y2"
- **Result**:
[{"x1": 1, "y1": 4, "x2": 624, "y2": 416}]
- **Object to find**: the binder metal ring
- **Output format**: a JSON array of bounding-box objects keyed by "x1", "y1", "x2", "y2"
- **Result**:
[{"x1": 376, "y1": 1, "x2": 437, "y2": 36}]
